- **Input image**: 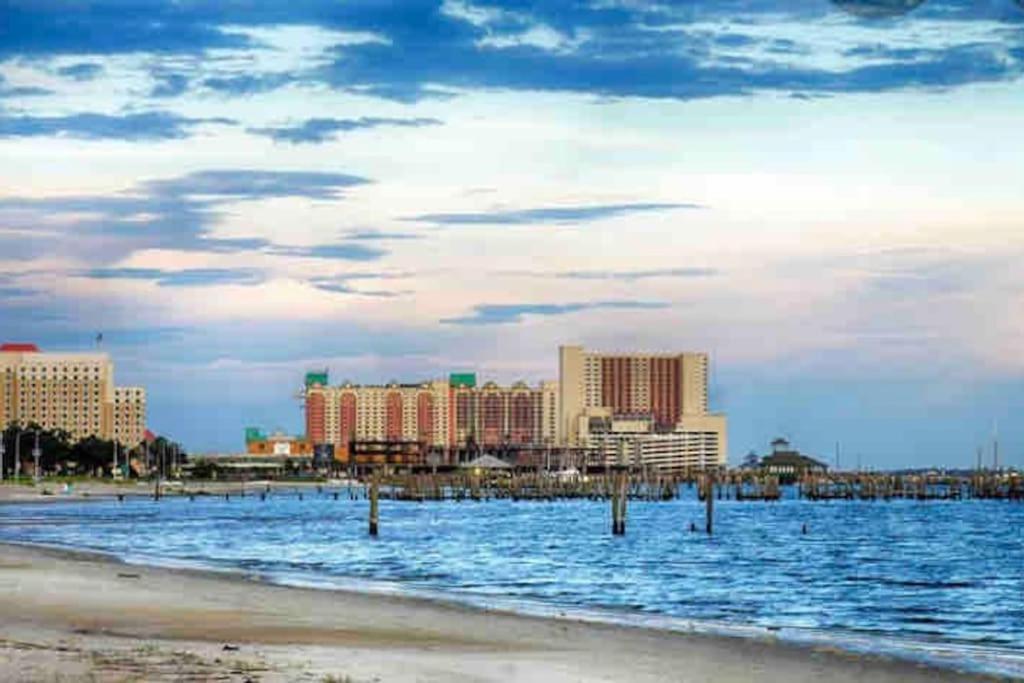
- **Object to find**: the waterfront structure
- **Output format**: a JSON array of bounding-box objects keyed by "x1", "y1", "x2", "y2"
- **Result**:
[
  {"x1": 305, "y1": 375, "x2": 452, "y2": 449},
  {"x1": 577, "y1": 411, "x2": 727, "y2": 473},
  {"x1": 0, "y1": 343, "x2": 147, "y2": 444},
  {"x1": 303, "y1": 372, "x2": 557, "y2": 453},
  {"x1": 300, "y1": 345, "x2": 725, "y2": 470},
  {"x1": 451, "y1": 379, "x2": 559, "y2": 448},
  {"x1": 245, "y1": 428, "x2": 314, "y2": 457},
  {"x1": 558, "y1": 345, "x2": 709, "y2": 445},
  {"x1": 559, "y1": 345, "x2": 726, "y2": 470},
  {"x1": 758, "y1": 438, "x2": 828, "y2": 482}
]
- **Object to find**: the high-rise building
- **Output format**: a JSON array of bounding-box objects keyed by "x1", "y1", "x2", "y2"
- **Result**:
[
  {"x1": 0, "y1": 343, "x2": 146, "y2": 444},
  {"x1": 113, "y1": 386, "x2": 147, "y2": 447},
  {"x1": 558, "y1": 345, "x2": 709, "y2": 444},
  {"x1": 303, "y1": 372, "x2": 557, "y2": 450},
  {"x1": 305, "y1": 374, "x2": 452, "y2": 448},
  {"x1": 559, "y1": 345, "x2": 726, "y2": 469},
  {"x1": 451, "y1": 380, "x2": 559, "y2": 448}
]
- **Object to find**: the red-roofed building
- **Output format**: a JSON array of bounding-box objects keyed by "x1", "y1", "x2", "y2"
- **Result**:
[
  {"x1": 0, "y1": 343, "x2": 40, "y2": 353},
  {"x1": 1, "y1": 343, "x2": 147, "y2": 445}
]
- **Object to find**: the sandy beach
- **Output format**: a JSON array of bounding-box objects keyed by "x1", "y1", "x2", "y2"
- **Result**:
[{"x1": 0, "y1": 542, "x2": 1004, "y2": 683}]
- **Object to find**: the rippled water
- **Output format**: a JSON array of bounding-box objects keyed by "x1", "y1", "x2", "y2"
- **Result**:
[{"x1": 2, "y1": 487, "x2": 1022, "y2": 676}]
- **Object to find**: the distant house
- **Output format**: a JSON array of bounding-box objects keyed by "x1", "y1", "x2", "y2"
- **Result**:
[{"x1": 758, "y1": 438, "x2": 828, "y2": 482}]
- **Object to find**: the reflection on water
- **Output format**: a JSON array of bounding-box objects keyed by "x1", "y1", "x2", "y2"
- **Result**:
[{"x1": 1, "y1": 489, "x2": 1022, "y2": 676}]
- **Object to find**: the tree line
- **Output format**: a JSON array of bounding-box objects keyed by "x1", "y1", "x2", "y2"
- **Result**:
[{"x1": 0, "y1": 422, "x2": 186, "y2": 479}]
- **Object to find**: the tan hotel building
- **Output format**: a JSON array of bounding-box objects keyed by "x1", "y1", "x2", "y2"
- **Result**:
[
  {"x1": 559, "y1": 345, "x2": 726, "y2": 470},
  {"x1": 0, "y1": 343, "x2": 147, "y2": 445},
  {"x1": 304, "y1": 374, "x2": 559, "y2": 451}
]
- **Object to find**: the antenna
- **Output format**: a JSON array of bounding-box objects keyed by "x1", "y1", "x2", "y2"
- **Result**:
[{"x1": 992, "y1": 418, "x2": 1000, "y2": 472}]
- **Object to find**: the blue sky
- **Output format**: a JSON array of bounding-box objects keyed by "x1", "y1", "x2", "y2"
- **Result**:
[{"x1": 1, "y1": 0, "x2": 1022, "y2": 466}]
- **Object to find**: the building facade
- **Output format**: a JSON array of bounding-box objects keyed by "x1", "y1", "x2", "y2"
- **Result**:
[
  {"x1": 303, "y1": 372, "x2": 558, "y2": 451},
  {"x1": 0, "y1": 343, "x2": 146, "y2": 445},
  {"x1": 451, "y1": 380, "x2": 559, "y2": 448},
  {"x1": 244, "y1": 429, "x2": 314, "y2": 457},
  {"x1": 559, "y1": 345, "x2": 726, "y2": 469},
  {"x1": 579, "y1": 412, "x2": 727, "y2": 473},
  {"x1": 558, "y1": 345, "x2": 709, "y2": 445},
  {"x1": 305, "y1": 374, "x2": 452, "y2": 449},
  {"x1": 300, "y1": 344, "x2": 725, "y2": 470},
  {"x1": 112, "y1": 386, "x2": 147, "y2": 447}
]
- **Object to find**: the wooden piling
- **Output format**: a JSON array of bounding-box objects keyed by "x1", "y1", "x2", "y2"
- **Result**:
[
  {"x1": 705, "y1": 472, "x2": 714, "y2": 535},
  {"x1": 369, "y1": 474, "x2": 380, "y2": 536}
]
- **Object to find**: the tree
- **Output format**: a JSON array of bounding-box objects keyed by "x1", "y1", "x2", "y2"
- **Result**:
[{"x1": 3, "y1": 422, "x2": 72, "y2": 477}]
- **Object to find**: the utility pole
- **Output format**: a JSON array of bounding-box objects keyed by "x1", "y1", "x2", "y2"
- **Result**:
[
  {"x1": 112, "y1": 439, "x2": 118, "y2": 479},
  {"x1": 14, "y1": 425, "x2": 21, "y2": 481},
  {"x1": 32, "y1": 430, "x2": 41, "y2": 485},
  {"x1": 1, "y1": 434, "x2": 5, "y2": 482}
]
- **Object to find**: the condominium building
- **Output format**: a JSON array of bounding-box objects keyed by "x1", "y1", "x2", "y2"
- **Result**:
[
  {"x1": 0, "y1": 343, "x2": 146, "y2": 444},
  {"x1": 559, "y1": 345, "x2": 726, "y2": 469},
  {"x1": 558, "y1": 345, "x2": 709, "y2": 445},
  {"x1": 303, "y1": 372, "x2": 558, "y2": 450},
  {"x1": 305, "y1": 373, "x2": 452, "y2": 448},
  {"x1": 451, "y1": 379, "x2": 559, "y2": 448}
]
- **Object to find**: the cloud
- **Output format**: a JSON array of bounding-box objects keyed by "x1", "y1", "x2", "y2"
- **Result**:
[
  {"x1": 409, "y1": 202, "x2": 701, "y2": 226},
  {"x1": 346, "y1": 230, "x2": 423, "y2": 241},
  {"x1": 0, "y1": 4, "x2": 252, "y2": 57},
  {"x1": 149, "y1": 72, "x2": 189, "y2": 98},
  {"x1": 556, "y1": 267, "x2": 719, "y2": 281},
  {"x1": 0, "y1": 74, "x2": 53, "y2": 98},
  {"x1": 0, "y1": 111, "x2": 235, "y2": 141},
  {"x1": 202, "y1": 73, "x2": 298, "y2": 96},
  {"x1": 307, "y1": 275, "x2": 406, "y2": 297},
  {"x1": 1, "y1": 1, "x2": 1020, "y2": 104},
  {"x1": 268, "y1": 244, "x2": 386, "y2": 261},
  {"x1": 82, "y1": 267, "x2": 265, "y2": 287},
  {"x1": 143, "y1": 169, "x2": 369, "y2": 201},
  {"x1": 0, "y1": 169, "x2": 375, "y2": 260},
  {"x1": 441, "y1": 300, "x2": 669, "y2": 325},
  {"x1": 56, "y1": 62, "x2": 104, "y2": 81},
  {"x1": 248, "y1": 116, "x2": 442, "y2": 144}
]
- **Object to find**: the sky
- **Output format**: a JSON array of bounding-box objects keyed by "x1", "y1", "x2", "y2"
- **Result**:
[{"x1": 1, "y1": 0, "x2": 1022, "y2": 466}]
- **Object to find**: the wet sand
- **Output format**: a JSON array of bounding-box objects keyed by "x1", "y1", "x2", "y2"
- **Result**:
[{"x1": 0, "y1": 542, "x2": 1003, "y2": 682}]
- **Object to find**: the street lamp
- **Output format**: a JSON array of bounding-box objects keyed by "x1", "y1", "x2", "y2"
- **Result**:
[{"x1": 0, "y1": 436, "x2": 5, "y2": 482}]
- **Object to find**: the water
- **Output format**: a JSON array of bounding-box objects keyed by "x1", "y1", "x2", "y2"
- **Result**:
[{"x1": 1, "y1": 488, "x2": 1022, "y2": 677}]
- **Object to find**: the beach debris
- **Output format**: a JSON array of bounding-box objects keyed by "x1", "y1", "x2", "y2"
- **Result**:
[
  {"x1": 222, "y1": 644, "x2": 240, "y2": 651},
  {"x1": 116, "y1": 572, "x2": 141, "y2": 579}
]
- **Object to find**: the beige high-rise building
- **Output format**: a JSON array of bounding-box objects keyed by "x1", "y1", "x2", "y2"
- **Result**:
[
  {"x1": 0, "y1": 343, "x2": 146, "y2": 445},
  {"x1": 306, "y1": 378, "x2": 452, "y2": 448},
  {"x1": 304, "y1": 373, "x2": 558, "y2": 450},
  {"x1": 559, "y1": 345, "x2": 726, "y2": 469},
  {"x1": 113, "y1": 386, "x2": 147, "y2": 446}
]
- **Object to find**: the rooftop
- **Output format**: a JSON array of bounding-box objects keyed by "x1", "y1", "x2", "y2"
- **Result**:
[{"x1": 1, "y1": 343, "x2": 40, "y2": 352}]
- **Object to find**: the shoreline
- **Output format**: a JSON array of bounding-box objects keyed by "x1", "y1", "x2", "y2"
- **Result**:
[
  {"x1": 0, "y1": 479, "x2": 329, "y2": 505},
  {"x1": 0, "y1": 541, "x2": 1011, "y2": 682}
]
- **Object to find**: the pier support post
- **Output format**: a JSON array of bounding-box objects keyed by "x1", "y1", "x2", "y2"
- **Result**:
[
  {"x1": 369, "y1": 474, "x2": 379, "y2": 537},
  {"x1": 611, "y1": 471, "x2": 627, "y2": 535},
  {"x1": 705, "y1": 472, "x2": 715, "y2": 535}
]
